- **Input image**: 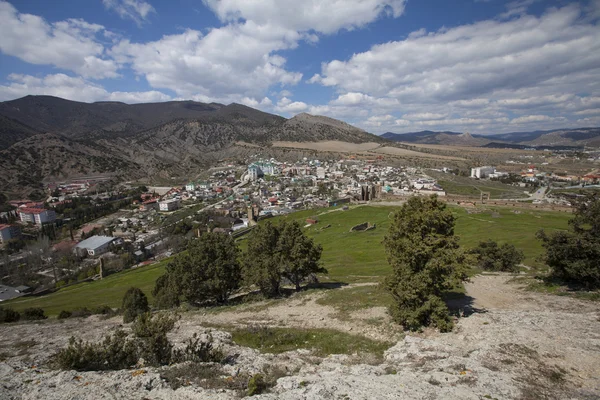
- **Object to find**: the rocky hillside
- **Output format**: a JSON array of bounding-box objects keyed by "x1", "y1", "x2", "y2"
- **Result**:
[
  {"x1": 0, "y1": 96, "x2": 381, "y2": 196},
  {"x1": 0, "y1": 275, "x2": 598, "y2": 399}
]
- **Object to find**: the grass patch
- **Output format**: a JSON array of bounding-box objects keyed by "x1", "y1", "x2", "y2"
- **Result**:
[
  {"x1": 315, "y1": 285, "x2": 392, "y2": 320},
  {"x1": 231, "y1": 326, "x2": 392, "y2": 359},
  {"x1": 6, "y1": 204, "x2": 570, "y2": 315},
  {"x1": 6, "y1": 259, "x2": 169, "y2": 316}
]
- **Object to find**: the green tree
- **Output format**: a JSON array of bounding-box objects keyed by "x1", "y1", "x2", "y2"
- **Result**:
[
  {"x1": 122, "y1": 287, "x2": 149, "y2": 323},
  {"x1": 244, "y1": 221, "x2": 282, "y2": 297},
  {"x1": 154, "y1": 232, "x2": 241, "y2": 306},
  {"x1": 538, "y1": 193, "x2": 600, "y2": 288},
  {"x1": 470, "y1": 240, "x2": 524, "y2": 272},
  {"x1": 383, "y1": 195, "x2": 469, "y2": 332},
  {"x1": 278, "y1": 221, "x2": 325, "y2": 291},
  {"x1": 244, "y1": 221, "x2": 325, "y2": 297}
]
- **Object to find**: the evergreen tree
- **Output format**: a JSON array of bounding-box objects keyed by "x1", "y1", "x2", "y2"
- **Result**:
[
  {"x1": 154, "y1": 232, "x2": 241, "y2": 306},
  {"x1": 122, "y1": 287, "x2": 149, "y2": 323},
  {"x1": 538, "y1": 193, "x2": 600, "y2": 288},
  {"x1": 383, "y1": 195, "x2": 469, "y2": 332}
]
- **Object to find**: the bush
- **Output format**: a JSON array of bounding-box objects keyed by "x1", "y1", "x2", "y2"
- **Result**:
[
  {"x1": 91, "y1": 305, "x2": 114, "y2": 315},
  {"x1": 58, "y1": 310, "x2": 72, "y2": 319},
  {"x1": 70, "y1": 308, "x2": 92, "y2": 318},
  {"x1": 22, "y1": 307, "x2": 47, "y2": 320},
  {"x1": 122, "y1": 287, "x2": 149, "y2": 323},
  {"x1": 53, "y1": 330, "x2": 138, "y2": 371},
  {"x1": 53, "y1": 312, "x2": 222, "y2": 371},
  {"x1": 0, "y1": 307, "x2": 20, "y2": 323},
  {"x1": 172, "y1": 332, "x2": 224, "y2": 363},
  {"x1": 470, "y1": 240, "x2": 524, "y2": 272},
  {"x1": 247, "y1": 374, "x2": 268, "y2": 396}
]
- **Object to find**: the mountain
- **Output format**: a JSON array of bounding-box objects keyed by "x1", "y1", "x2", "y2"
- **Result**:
[
  {"x1": 383, "y1": 127, "x2": 600, "y2": 148},
  {"x1": 382, "y1": 130, "x2": 491, "y2": 146},
  {"x1": 0, "y1": 95, "x2": 381, "y2": 196}
]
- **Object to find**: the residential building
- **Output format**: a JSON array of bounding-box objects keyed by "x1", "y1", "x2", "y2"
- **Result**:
[
  {"x1": 74, "y1": 235, "x2": 119, "y2": 257},
  {"x1": 185, "y1": 182, "x2": 196, "y2": 191},
  {"x1": 18, "y1": 208, "x2": 56, "y2": 225},
  {"x1": 471, "y1": 166, "x2": 495, "y2": 179},
  {"x1": 159, "y1": 199, "x2": 180, "y2": 211},
  {"x1": 0, "y1": 224, "x2": 21, "y2": 243}
]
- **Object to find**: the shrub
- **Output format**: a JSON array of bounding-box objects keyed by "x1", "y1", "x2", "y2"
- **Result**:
[
  {"x1": 0, "y1": 307, "x2": 20, "y2": 323},
  {"x1": 53, "y1": 330, "x2": 138, "y2": 371},
  {"x1": 58, "y1": 310, "x2": 72, "y2": 319},
  {"x1": 152, "y1": 274, "x2": 180, "y2": 309},
  {"x1": 470, "y1": 240, "x2": 524, "y2": 272},
  {"x1": 247, "y1": 374, "x2": 267, "y2": 396},
  {"x1": 131, "y1": 313, "x2": 176, "y2": 366},
  {"x1": 172, "y1": 332, "x2": 224, "y2": 363},
  {"x1": 122, "y1": 287, "x2": 149, "y2": 323},
  {"x1": 70, "y1": 308, "x2": 92, "y2": 318},
  {"x1": 91, "y1": 305, "x2": 114, "y2": 315},
  {"x1": 22, "y1": 307, "x2": 47, "y2": 320}
]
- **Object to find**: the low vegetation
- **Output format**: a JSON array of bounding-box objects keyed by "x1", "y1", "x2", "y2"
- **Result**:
[
  {"x1": 122, "y1": 287, "x2": 150, "y2": 323},
  {"x1": 231, "y1": 325, "x2": 392, "y2": 359},
  {"x1": 53, "y1": 312, "x2": 222, "y2": 371},
  {"x1": 470, "y1": 240, "x2": 524, "y2": 272}
]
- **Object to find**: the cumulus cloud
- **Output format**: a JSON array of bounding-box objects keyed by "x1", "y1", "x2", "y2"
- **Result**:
[
  {"x1": 0, "y1": 73, "x2": 171, "y2": 103},
  {"x1": 274, "y1": 97, "x2": 308, "y2": 113},
  {"x1": 0, "y1": 1, "x2": 118, "y2": 79},
  {"x1": 102, "y1": 0, "x2": 155, "y2": 25},
  {"x1": 306, "y1": 3, "x2": 600, "y2": 134},
  {"x1": 203, "y1": 0, "x2": 406, "y2": 35},
  {"x1": 510, "y1": 115, "x2": 562, "y2": 124}
]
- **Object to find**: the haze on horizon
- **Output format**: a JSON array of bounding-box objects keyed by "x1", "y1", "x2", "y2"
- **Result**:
[{"x1": 0, "y1": 0, "x2": 599, "y2": 135}]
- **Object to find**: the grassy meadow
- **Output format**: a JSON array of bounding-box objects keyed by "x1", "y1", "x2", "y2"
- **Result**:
[{"x1": 6, "y1": 203, "x2": 571, "y2": 315}]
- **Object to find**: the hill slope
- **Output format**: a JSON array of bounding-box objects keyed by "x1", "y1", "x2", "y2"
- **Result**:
[{"x1": 0, "y1": 96, "x2": 382, "y2": 195}]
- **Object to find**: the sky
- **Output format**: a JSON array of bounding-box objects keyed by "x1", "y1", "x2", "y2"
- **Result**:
[{"x1": 0, "y1": 0, "x2": 599, "y2": 135}]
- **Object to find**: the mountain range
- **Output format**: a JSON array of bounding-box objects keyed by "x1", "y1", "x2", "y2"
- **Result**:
[
  {"x1": 381, "y1": 127, "x2": 600, "y2": 148},
  {"x1": 0, "y1": 95, "x2": 382, "y2": 197}
]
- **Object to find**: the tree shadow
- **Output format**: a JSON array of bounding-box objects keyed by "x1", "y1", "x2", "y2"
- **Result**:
[{"x1": 443, "y1": 291, "x2": 487, "y2": 317}]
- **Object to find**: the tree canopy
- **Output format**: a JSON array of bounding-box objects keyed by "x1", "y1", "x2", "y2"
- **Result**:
[
  {"x1": 383, "y1": 195, "x2": 469, "y2": 332},
  {"x1": 470, "y1": 240, "x2": 524, "y2": 272},
  {"x1": 244, "y1": 220, "x2": 324, "y2": 297},
  {"x1": 154, "y1": 232, "x2": 242, "y2": 306},
  {"x1": 538, "y1": 193, "x2": 600, "y2": 288}
]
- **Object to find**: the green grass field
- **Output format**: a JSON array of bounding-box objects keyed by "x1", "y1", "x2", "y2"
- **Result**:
[{"x1": 6, "y1": 204, "x2": 571, "y2": 315}]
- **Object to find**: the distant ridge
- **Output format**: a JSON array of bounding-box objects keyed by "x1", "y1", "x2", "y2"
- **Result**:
[{"x1": 0, "y1": 95, "x2": 383, "y2": 195}]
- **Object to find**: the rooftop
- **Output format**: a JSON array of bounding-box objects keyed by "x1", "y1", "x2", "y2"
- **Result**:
[
  {"x1": 19, "y1": 208, "x2": 50, "y2": 214},
  {"x1": 75, "y1": 235, "x2": 116, "y2": 250}
]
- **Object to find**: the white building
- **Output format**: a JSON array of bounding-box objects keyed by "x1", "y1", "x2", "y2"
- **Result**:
[
  {"x1": 185, "y1": 182, "x2": 196, "y2": 191},
  {"x1": 316, "y1": 167, "x2": 326, "y2": 179},
  {"x1": 471, "y1": 166, "x2": 495, "y2": 179},
  {"x1": 0, "y1": 224, "x2": 20, "y2": 243},
  {"x1": 159, "y1": 199, "x2": 180, "y2": 212},
  {"x1": 75, "y1": 235, "x2": 119, "y2": 257},
  {"x1": 18, "y1": 208, "x2": 56, "y2": 225}
]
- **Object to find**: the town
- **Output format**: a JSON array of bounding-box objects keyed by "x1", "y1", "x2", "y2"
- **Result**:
[{"x1": 1, "y1": 149, "x2": 599, "y2": 303}]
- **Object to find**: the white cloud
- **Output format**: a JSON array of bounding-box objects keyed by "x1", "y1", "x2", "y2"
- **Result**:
[
  {"x1": 0, "y1": 2, "x2": 118, "y2": 79},
  {"x1": 316, "y1": 5, "x2": 600, "y2": 103},
  {"x1": 0, "y1": 73, "x2": 171, "y2": 103},
  {"x1": 403, "y1": 112, "x2": 447, "y2": 120},
  {"x1": 203, "y1": 0, "x2": 406, "y2": 35},
  {"x1": 510, "y1": 115, "x2": 561, "y2": 124},
  {"x1": 102, "y1": 0, "x2": 155, "y2": 25},
  {"x1": 274, "y1": 97, "x2": 308, "y2": 114}
]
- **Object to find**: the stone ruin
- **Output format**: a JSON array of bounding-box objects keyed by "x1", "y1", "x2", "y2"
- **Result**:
[{"x1": 350, "y1": 222, "x2": 376, "y2": 232}]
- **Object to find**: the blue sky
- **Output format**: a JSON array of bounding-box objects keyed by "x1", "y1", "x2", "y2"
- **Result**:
[{"x1": 0, "y1": 0, "x2": 599, "y2": 135}]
